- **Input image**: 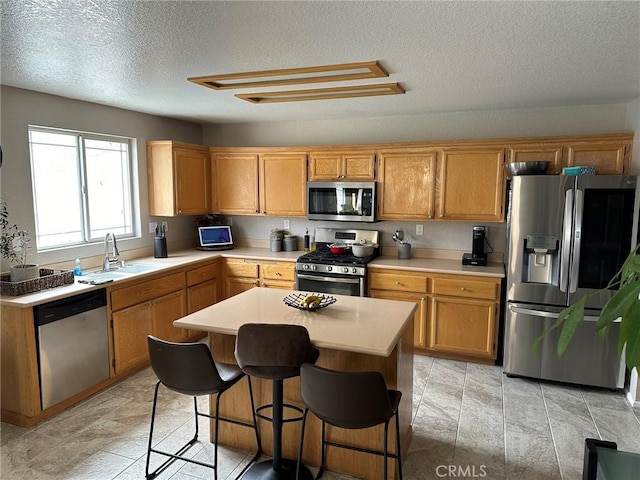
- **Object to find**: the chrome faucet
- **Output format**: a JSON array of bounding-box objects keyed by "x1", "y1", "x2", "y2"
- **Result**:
[{"x1": 103, "y1": 233, "x2": 120, "y2": 271}]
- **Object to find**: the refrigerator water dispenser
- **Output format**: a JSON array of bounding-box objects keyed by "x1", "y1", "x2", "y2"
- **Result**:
[{"x1": 522, "y1": 235, "x2": 559, "y2": 284}]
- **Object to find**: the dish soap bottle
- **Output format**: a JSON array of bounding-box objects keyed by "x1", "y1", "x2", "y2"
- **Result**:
[{"x1": 74, "y1": 258, "x2": 83, "y2": 276}]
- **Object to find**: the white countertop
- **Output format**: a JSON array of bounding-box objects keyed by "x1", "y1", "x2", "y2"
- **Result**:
[
  {"x1": 174, "y1": 287, "x2": 417, "y2": 357},
  {"x1": 1, "y1": 247, "x2": 503, "y2": 307},
  {"x1": 370, "y1": 256, "x2": 505, "y2": 278}
]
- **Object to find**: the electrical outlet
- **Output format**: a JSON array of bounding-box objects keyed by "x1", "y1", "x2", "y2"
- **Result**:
[
  {"x1": 283, "y1": 219, "x2": 290, "y2": 229},
  {"x1": 416, "y1": 224, "x2": 424, "y2": 236},
  {"x1": 161, "y1": 221, "x2": 168, "y2": 232},
  {"x1": 149, "y1": 222, "x2": 158, "y2": 234}
]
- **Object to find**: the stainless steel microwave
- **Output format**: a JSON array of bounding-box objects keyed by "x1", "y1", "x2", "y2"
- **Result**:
[{"x1": 307, "y1": 181, "x2": 376, "y2": 222}]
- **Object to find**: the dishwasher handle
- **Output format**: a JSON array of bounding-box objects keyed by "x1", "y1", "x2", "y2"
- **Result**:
[{"x1": 34, "y1": 289, "x2": 107, "y2": 326}]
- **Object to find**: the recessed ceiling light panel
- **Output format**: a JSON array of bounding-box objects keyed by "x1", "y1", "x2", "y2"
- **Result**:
[
  {"x1": 235, "y1": 83, "x2": 405, "y2": 104},
  {"x1": 188, "y1": 61, "x2": 388, "y2": 90}
]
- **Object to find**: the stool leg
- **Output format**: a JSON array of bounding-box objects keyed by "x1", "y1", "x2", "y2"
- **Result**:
[
  {"x1": 395, "y1": 410, "x2": 403, "y2": 480},
  {"x1": 272, "y1": 379, "x2": 284, "y2": 470}
]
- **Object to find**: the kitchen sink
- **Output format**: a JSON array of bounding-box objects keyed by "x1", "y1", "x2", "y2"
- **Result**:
[
  {"x1": 116, "y1": 263, "x2": 162, "y2": 274},
  {"x1": 83, "y1": 263, "x2": 162, "y2": 281}
]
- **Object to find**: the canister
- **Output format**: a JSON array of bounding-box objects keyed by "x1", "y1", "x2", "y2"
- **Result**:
[
  {"x1": 270, "y1": 229, "x2": 283, "y2": 252},
  {"x1": 283, "y1": 235, "x2": 298, "y2": 251}
]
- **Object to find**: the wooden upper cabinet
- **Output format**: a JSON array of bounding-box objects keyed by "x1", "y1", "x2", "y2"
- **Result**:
[
  {"x1": 507, "y1": 144, "x2": 563, "y2": 175},
  {"x1": 147, "y1": 141, "x2": 210, "y2": 216},
  {"x1": 377, "y1": 149, "x2": 436, "y2": 220},
  {"x1": 565, "y1": 140, "x2": 631, "y2": 174},
  {"x1": 436, "y1": 148, "x2": 505, "y2": 222},
  {"x1": 309, "y1": 151, "x2": 376, "y2": 181},
  {"x1": 260, "y1": 153, "x2": 307, "y2": 216},
  {"x1": 212, "y1": 153, "x2": 260, "y2": 214}
]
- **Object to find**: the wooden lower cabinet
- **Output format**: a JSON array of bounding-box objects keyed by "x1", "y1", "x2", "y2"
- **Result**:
[
  {"x1": 112, "y1": 289, "x2": 186, "y2": 374},
  {"x1": 369, "y1": 268, "x2": 501, "y2": 363},
  {"x1": 223, "y1": 258, "x2": 295, "y2": 298},
  {"x1": 429, "y1": 296, "x2": 498, "y2": 360}
]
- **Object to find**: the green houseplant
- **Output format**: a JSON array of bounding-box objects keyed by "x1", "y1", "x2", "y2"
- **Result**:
[
  {"x1": 533, "y1": 242, "x2": 640, "y2": 372},
  {"x1": 1, "y1": 198, "x2": 38, "y2": 282}
]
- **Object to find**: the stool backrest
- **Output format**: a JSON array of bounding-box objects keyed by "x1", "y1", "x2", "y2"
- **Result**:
[
  {"x1": 300, "y1": 363, "x2": 396, "y2": 429},
  {"x1": 147, "y1": 335, "x2": 225, "y2": 395},
  {"x1": 235, "y1": 323, "x2": 319, "y2": 379}
]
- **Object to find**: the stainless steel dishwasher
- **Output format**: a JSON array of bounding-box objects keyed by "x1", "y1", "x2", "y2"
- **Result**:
[{"x1": 34, "y1": 289, "x2": 110, "y2": 410}]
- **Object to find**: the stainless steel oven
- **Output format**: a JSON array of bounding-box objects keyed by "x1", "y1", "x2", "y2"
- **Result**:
[
  {"x1": 307, "y1": 182, "x2": 376, "y2": 222},
  {"x1": 295, "y1": 228, "x2": 380, "y2": 297}
]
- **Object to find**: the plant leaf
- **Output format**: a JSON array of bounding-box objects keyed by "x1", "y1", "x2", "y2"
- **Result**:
[
  {"x1": 621, "y1": 300, "x2": 640, "y2": 371},
  {"x1": 532, "y1": 299, "x2": 585, "y2": 357},
  {"x1": 557, "y1": 298, "x2": 587, "y2": 357},
  {"x1": 596, "y1": 282, "x2": 640, "y2": 333}
]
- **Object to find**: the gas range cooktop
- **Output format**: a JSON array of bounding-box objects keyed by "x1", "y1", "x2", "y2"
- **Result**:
[{"x1": 295, "y1": 228, "x2": 380, "y2": 277}]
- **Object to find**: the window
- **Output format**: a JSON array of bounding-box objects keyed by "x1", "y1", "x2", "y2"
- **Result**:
[{"x1": 28, "y1": 126, "x2": 135, "y2": 249}]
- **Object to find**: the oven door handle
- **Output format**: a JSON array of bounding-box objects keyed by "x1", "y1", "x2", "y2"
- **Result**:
[{"x1": 296, "y1": 273, "x2": 361, "y2": 284}]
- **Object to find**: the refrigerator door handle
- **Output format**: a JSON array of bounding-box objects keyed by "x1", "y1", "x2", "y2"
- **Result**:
[
  {"x1": 569, "y1": 189, "x2": 584, "y2": 293},
  {"x1": 560, "y1": 189, "x2": 573, "y2": 292},
  {"x1": 509, "y1": 304, "x2": 600, "y2": 322}
]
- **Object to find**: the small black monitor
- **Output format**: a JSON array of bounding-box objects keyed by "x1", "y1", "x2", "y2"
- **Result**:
[{"x1": 197, "y1": 225, "x2": 234, "y2": 251}]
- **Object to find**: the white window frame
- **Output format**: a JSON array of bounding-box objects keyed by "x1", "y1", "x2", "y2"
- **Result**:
[{"x1": 28, "y1": 125, "x2": 137, "y2": 250}]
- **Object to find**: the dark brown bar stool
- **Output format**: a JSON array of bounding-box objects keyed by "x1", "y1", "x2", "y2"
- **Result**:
[
  {"x1": 297, "y1": 363, "x2": 403, "y2": 480},
  {"x1": 235, "y1": 323, "x2": 320, "y2": 480},
  {"x1": 145, "y1": 335, "x2": 261, "y2": 480}
]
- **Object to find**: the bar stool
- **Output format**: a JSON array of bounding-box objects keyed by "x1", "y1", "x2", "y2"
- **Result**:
[
  {"x1": 297, "y1": 363, "x2": 403, "y2": 480},
  {"x1": 145, "y1": 335, "x2": 262, "y2": 480},
  {"x1": 235, "y1": 323, "x2": 320, "y2": 479}
]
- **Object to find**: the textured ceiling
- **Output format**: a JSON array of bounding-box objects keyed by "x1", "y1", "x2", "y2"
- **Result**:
[{"x1": 1, "y1": 1, "x2": 639, "y2": 124}]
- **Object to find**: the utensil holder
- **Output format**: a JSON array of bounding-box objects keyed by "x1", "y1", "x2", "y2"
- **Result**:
[
  {"x1": 154, "y1": 236, "x2": 167, "y2": 258},
  {"x1": 398, "y1": 243, "x2": 411, "y2": 259}
]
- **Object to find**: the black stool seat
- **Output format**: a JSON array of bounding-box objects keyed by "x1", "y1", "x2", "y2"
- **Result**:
[
  {"x1": 298, "y1": 363, "x2": 403, "y2": 480},
  {"x1": 235, "y1": 324, "x2": 319, "y2": 480},
  {"x1": 145, "y1": 336, "x2": 261, "y2": 480}
]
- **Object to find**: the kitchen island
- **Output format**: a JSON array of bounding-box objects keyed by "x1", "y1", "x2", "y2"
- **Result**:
[{"x1": 174, "y1": 287, "x2": 416, "y2": 480}]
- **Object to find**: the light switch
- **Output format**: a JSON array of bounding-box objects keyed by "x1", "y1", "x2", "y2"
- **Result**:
[
  {"x1": 284, "y1": 219, "x2": 290, "y2": 229},
  {"x1": 149, "y1": 222, "x2": 158, "y2": 234}
]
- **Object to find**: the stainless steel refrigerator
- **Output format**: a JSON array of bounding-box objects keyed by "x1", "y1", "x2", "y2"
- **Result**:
[{"x1": 503, "y1": 175, "x2": 637, "y2": 388}]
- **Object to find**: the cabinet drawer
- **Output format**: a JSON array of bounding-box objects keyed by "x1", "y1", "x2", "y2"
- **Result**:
[
  {"x1": 261, "y1": 263, "x2": 295, "y2": 281},
  {"x1": 186, "y1": 262, "x2": 218, "y2": 286},
  {"x1": 111, "y1": 271, "x2": 185, "y2": 311},
  {"x1": 369, "y1": 271, "x2": 427, "y2": 293},
  {"x1": 432, "y1": 277, "x2": 498, "y2": 300},
  {"x1": 225, "y1": 261, "x2": 259, "y2": 278}
]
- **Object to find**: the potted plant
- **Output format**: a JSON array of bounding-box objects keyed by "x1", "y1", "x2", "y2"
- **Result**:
[
  {"x1": 533, "y1": 242, "x2": 640, "y2": 372},
  {"x1": 1, "y1": 198, "x2": 39, "y2": 282}
]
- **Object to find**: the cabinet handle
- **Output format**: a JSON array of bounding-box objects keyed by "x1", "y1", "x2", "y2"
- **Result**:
[
  {"x1": 336, "y1": 174, "x2": 341, "y2": 178},
  {"x1": 253, "y1": 280, "x2": 259, "y2": 285},
  {"x1": 275, "y1": 272, "x2": 281, "y2": 276},
  {"x1": 395, "y1": 281, "x2": 401, "y2": 285},
  {"x1": 460, "y1": 287, "x2": 466, "y2": 292}
]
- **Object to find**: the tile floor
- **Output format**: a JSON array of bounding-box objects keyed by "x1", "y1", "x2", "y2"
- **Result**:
[{"x1": 2, "y1": 355, "x2": 640, "y2": 479}]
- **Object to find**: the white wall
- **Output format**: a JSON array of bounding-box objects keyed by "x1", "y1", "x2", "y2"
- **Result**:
[
  {"x1": 0, "y1": 86, "x2": 203, "y2": 270},
  {"x1": 203, "y1": 102, "x2": 633, "y2": 251}
]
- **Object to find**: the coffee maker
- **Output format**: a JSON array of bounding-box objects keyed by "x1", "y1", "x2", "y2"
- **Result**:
[{"x1": 462, "y1": 226, "x2": 487, "y2": 266}]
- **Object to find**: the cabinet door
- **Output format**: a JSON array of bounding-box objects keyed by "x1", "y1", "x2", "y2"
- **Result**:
[
  {"x1": 213, "y1": 153, "x2": 260, "y2": 214},
  {"x1": 174, "y1": 148, "x2": 210, "y2": 215},
  {"x1": 370, "y1": 289, "x2": 428, "y2": 350},
  {"x1": 565, "y1": 141, "x2": 629, "y2": 174},
  {"x1": 428, "y1": 296, "x2": 497, "y2": 359},
  {"x1": 224, "y1": 277, "x2": 258, "y2": 298},
  {"x1": 342, "y1": 153, "x2": 376, "y2": 180},
  {"x1": 187, "y1": 279, "x2": 218, "y2": 314},
  {"x1": 260, "y1": 153, "x2": 307, "y2": 216},
  {"x1": 507, "y1": 144, "x2": 563, "y2": 175},
  {"x1": 436, "y1": 148, "x2": 505, "y2": 221},
  {"x1": 152, "y1": 290, "x2": 187, "y2": 343},
  {"x1": 309, "y1": 153, "x2": 341, "y2": 180},
  {"x1": 377, "y1": 149, "x2": 436, "y2": 220},
  {"x1": 112, "y1": 303, "x2": 152, "y2": 374}
]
